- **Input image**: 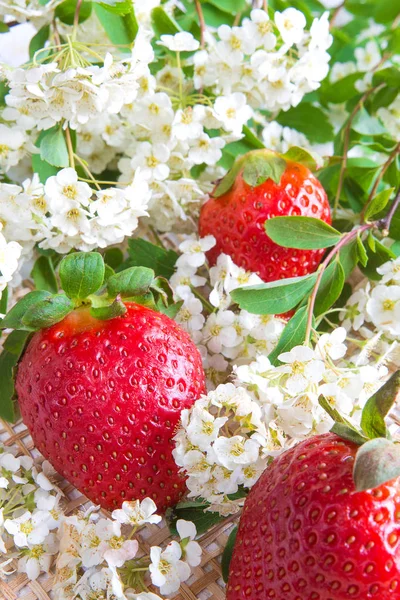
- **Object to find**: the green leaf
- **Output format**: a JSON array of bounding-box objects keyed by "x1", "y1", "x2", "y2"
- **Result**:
[
  {"x1": 55, "y1": 0, "x2": 92, "y2": 24},
  {"x1": 353, "y1": 438, "x2": 400, "y2": 492},
  {"x1": 168, "y1": 500, "x2": 224, "y2": 536},
  {"x1": 356, "y1": 235, "x2": 368, "y2": 268},
  {"x1": 39, "y1": 126, "x2": 69, "y2": 168},
  {"x1": 158, "y1": 300, "x2": 183, "y2": 319},
  {"x1": 96, "y1": 0, "x2": 135, "y2": 14},
  {"x1": 242, "y1": 126, "x2": 265, "y2": 150},
  {"x1": 363, "y1": 188, "x2": 394, "y2": 222},
  {"x1": 0, "y1": 287, "x2": 8, "y2": 316},
  {"x1": 104, "y1": 248, "x2": 124, "y2": 270},
  {"x1": 107, "y1": 267, "x2": 155, "y2": 297},
  {"x1": 207, "y1": 0, "x2": 247, "y2": 13},
  {"x1": 320, "y1": 72, "x2": 363, "y2": 104},
  {"x1": 339, "y1": 238, "x2": 358, "y2": 278},
  {"x1": 127, "y1": 238, "x2": 178, "y2": 279},
  {"x1": 373, "y1": 67, "x2": 400, "y2": 89},
  {"x1": 94, "y1": 2, "x2": 138, "y2": 47},
  {"x1": 31, "y1": 256, "x2": 58, "y2": 294},
  {"x1": 231, "y1": 274, "x2": 316, "y2": 315},
  {"x1": 0, "y1": 22, "x2": 9, "y2": 32},
  {"x1": 0, "y1": 330, "x2": 32, "y2": 421},
  {"x1": 21, "y1": 294, "x2": 74, "y2": 330},
  {"x1": 59, "y1": 252, "x2": 105, "y2": 300},
  {"x1": 1, "y1": 291, "x2": 52, "y2": 330},
  {"x1": 276, "y1": 104, "x2": 334, "y2": 144},
  {"x1": 374, "y1": 0, "x2": 400, "y2": 23},
  {"x1": 331, "y1": 422, "x2": 369, "y2": 446},
  {"x1": 281, "y1": 146, "x2": 323, "y2": 171},
  {"x1": 359, "y1": 238, "x2": 396, "y2": 280},
  {"x1": 151, "y1": 6, "x2": 181, "y2": 36},
  {"x1": 242, "y1": 152, "x2": 286, "y2": 187},
  {"x1": 221, "y1": 526, "x2": 238, "y2": 583},
  {"x1": 352, "y1": 107, "x2": 387, "y2": 136},
  {"x1": 268, "y1": 306, "x2": 310, "y2": 365},
  {"x1": 361, "y1": 370, "x2": 400, "y2": 440},
  {"x1": 90, "y1": 298, "x2": 127, "y2": 320},
  {"x1": 265, "y1": 216, "x2": 342, "y2": 250},
  {"x1": 29, "y1": 25, "x2": 50, "y2": 59},
  {"x1": 32, "y1": 131, "x2": 59, "y2": 183},
  {"x1": 315, "y1": 260, "x2": 345, "y2": 315}
]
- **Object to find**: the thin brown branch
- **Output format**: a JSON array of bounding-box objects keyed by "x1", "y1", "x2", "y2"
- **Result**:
[
  {"x1": 361, "y1": 142, "x2": 400, "y2": 222},
  {"x1": 333, "y1": 84, "x2": 383, "y2": 218},
  {"x1": 194, "y1": 0, "x2": 206, "y2": 49},
  {"x1": 73, "y1": 0, "x2": 83, "y2": 33},
  {"x1": 378, "y1": 187, "x2": 400, "y2": 234}
]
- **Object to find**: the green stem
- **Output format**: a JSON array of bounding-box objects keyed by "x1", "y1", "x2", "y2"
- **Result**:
[
  {"x1": 73, "y1": 154, "x2": 101, "y2": 190},
  {"x1": 191, "y1": 286, "x2": 214, "y2": 314},
  {"x1": 73, "y1": 0, "x2": 83, "y2": 38},
  {"x1": 65, "y1": 128, "x2": 75, "y2": 169},
  {"x1": 305, "y1": 222, "x2": 375, "y2": 345},
  {"x1": 176, "y1": 52, "x2": 184, "y2": 106}
]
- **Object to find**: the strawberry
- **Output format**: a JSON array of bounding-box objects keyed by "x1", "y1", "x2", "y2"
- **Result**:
[
  {"x1": 2, "y1": 252, "x2": 206, "y2": 512},
  {"x1": 227, "y1": 432, "x2": 400, "y2": 600},
  {"x1": 199, "y1": 149, "x2": 331, "y2": 282}
]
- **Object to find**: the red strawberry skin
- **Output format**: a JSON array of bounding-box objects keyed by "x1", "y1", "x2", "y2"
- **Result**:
[
  {"x1": 199, "y1": 161, "x2": 331, "y2": 282},
  {"x1": 16, "y1": 303, "x2": 206, "y2": 511},
  {"x1": 227, "y1": 433, "x2": 400, "y2": 600}
]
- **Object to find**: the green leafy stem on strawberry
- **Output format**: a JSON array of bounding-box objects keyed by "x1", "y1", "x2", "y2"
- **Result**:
[{"x1": 0, "y1": 251, "x2": 182, "y2": 421}]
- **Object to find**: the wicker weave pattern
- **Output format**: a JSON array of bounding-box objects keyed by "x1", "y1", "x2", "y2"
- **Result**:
[{"x1": 0, "y1": 419, "x2": 233, "y2": 600}]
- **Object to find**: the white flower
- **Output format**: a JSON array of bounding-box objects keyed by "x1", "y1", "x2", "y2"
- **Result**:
[
  {"x1": 203, "y1": 310, "x2": 239, "y2": 354},
  {"x1": 355, "y1": 40, "x2": 381, "y2": 72},
  {"x1": 176, "y1": 235, "x2": 216, "y2": 269},
  {"x1": 315, "y1": 327, "x2": 347, "y2": 361},
  {"x1": 176, "y1": 520, "x2": 202, "y2": 567},
  {"x1": 214, "y1": 93, "x2": 252, "y2": 136},
  {"x1": 340, "y1": 286, "x2": 370, "y2": 331},
  {"x1": 18, "y1": 534, "x2": 58, "y2": 581},
  {"x1": 366, "y1": 285, "x2": 400, "y2": 336},
  {"x1": 5, "y1": 511, "x2": 50, "y2": 548},
  {"x1": 112, "y1": 498, "x2": 161, "y2": 527},
  {"x1": 319, "y1": 383, "x2": 353, "y2": 415},
  {"x1": 149, "y1": 541, "x2": 191, "y2": 595},
  {"x1": 212, "y1": 435, "x2": 260, "y2": 470},
  {"x1": 44, "y1": 168, "x2": 92, "y2": 211},
  {"x1": 176, "y1": 296, "x2": 205, "y2": 333},
  {"x1": 158, "y1": 32, "x2": 200, "y2": 52},
  {"x1": 172, "y1": 105, "x2": 204, "y2": 141},
  {"x1": 377, "y1": 257, "x2": 400, "y2": 284},
  {"x1": 186, "y1": 406, "x2": 228, "y2": 451},
  {"x1": 129, "y1": 142, "x2": 170, "y2": 181},
  {"x1": 218, "y1": 24, "x2": 256, "y2": 56},
  {"x1": 188, "y1": 134, "x2": 225, "y2": 165},
  {"x1": 278, "y1": 346, "x2": 325, "y2": 395},
  {"x1": 275, "y1": 8, "x2": 306, "y2": 46},
  {"x1": 243, "y1": 10, "x2": 276, "y2": 50}
]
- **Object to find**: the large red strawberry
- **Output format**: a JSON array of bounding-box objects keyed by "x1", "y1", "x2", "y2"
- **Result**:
[
  {"x1": 199, "y1": 149, "x2": 331, "y2": 282},
  {"x1": 227, "y1": 432, "x2": 400, "y2": 600},
  {"x1": 2, "y1": 252, "x2": 206, "y2": 511}
]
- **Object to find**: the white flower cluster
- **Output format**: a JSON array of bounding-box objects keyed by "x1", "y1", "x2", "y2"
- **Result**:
[
  {"x1": 0, "y1": 0, "x2": 61, "y2": 25},
  {"x1": 0, "y1": 443, "x2": 62, "y2": 580},
  {"x1": 193, "y1": 8, "x2": 332, "y2": 112},
  {"x1": 55, "y1": 500, "x2": 201, "y2": 600},
  {"x1": 340, "y1": 256, "x2": 400, "y2": 354},
  {"x1": 0, "y1": 168, "x2": 149, "y2": 267},
  {"x1": 0, "y1": 446, "x2": 201, "y2": 599},
  {"x1": 173, "y1": 329, "x2": 391, "y2": 514},
  {"x1": 170, "y1": 235, "x2": 285, "y2": 386}
]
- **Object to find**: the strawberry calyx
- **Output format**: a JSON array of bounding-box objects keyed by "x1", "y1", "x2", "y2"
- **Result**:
[
  {"x1": 0, "y1": 251, "x2": 179, "y2": 334},
  {"x1": 212, "y1": 146, "x2": 323, "y2": 198},
  {"x1": 319, "y1": 369, "x2": 400, "y2": 492}
]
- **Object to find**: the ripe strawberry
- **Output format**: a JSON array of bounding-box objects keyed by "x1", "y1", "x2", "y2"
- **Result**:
[
  {"x1": 15, "y1": 302, "x2": 206, "y2": 511},
  {"x1": 199, "y1": 150, "x2": 331, "y2": 282},
  {"x1": 227, "y1": 433, "x2": 400, "y2": 600}
]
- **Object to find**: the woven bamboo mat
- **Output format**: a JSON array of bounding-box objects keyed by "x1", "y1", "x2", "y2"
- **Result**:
[{"x1": 0, "y1": 419, "x2": 233, "y2": 600}]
